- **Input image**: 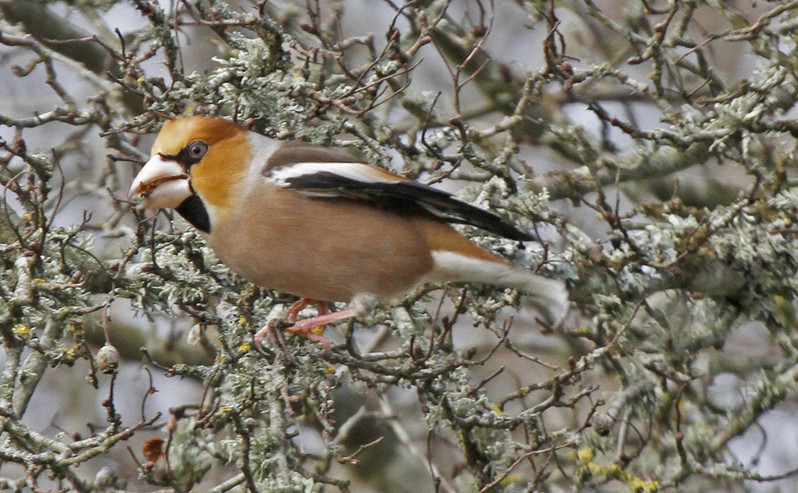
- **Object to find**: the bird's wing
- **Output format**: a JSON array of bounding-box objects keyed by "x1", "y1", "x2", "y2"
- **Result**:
[{"x1": 264, "y1": 157, "x2": 532, "y2": 242}]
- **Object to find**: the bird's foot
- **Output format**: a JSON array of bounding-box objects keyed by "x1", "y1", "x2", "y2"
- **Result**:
[
  {"x1": 254, "y1": 298, "x2": 332, "y2": 351},
  {"x1": 284, "y1": 319, "x2": 331, "y2": 352},
  {"x1": 253, "y1": 318, "x2": 282, "y2": 349},
  {"x1": 253, "y1": 316, "x2": 331, "y2": 352},
  {"x1": 254, "y1": 295, "x2": 376, "y2": 352},
  {"x1": 285, "y1": 298, "x2": 328, "y2": 322}
]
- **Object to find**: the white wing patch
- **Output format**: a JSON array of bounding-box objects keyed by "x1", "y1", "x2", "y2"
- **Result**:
[{"x1": 267, "y1": 161, "x2": 400, "y2": 187}]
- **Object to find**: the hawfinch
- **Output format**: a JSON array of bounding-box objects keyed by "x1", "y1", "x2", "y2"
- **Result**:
[{"x1": 129, "y1": 116, "x2": 566, "y2": 348}]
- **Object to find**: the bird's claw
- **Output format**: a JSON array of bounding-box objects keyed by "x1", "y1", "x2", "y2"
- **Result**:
[
  {"x1": 284, "y1": 321, "x2": 331, "y2": 352},
  {"x1": 254, "y1": 318, "x2": 330, "y2": 352},
  {"x1": 253, "y1": 318, "x2": 282, "y2": 349}
]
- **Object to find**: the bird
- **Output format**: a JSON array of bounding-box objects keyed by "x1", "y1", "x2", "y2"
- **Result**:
[{"x1": 129, "y1": 115, "x2": 567, "y2": 349}]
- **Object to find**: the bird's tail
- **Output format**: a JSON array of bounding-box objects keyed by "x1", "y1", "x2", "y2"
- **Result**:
[
  {"x1": 512, "y1": 272, "x2": 569, "y2": 324},
  {"x1": 427, "y1": 251, "x2": 568, "y2": 323}
]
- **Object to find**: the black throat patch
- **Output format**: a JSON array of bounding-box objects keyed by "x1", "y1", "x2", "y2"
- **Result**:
[{"x1": 176, "y1": 195, "x2": 211, "y2": 233}]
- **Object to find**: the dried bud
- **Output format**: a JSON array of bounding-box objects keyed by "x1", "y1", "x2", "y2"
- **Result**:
[
  {"x1": 591, "y1": 414, "x2": 614, "y2": 436},
  {"x1": 187, "y1": 324, "x2": 201, "y2": 345},
  {"x1": 97, "y1": 344, "x2": 120, "y2": 374},
  {"x1": 93, "y1": 466, "x2": 117, "y2": 489},
  {"x1": 142, "y1": 437, "x2": 165, "y2": 464},
  {"x1": 299, "y1": 22, "x2": 318, "y2": 35},
  {"x1": 470, "y1": 26, "x2": 488, "y2": 38}
]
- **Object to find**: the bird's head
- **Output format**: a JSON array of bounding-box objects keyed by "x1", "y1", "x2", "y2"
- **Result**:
[{"x1": 129, "y1": 116, "x2": 252, "y2": 232}]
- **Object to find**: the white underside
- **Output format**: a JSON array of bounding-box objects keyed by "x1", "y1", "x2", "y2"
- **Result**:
[{"x1": 426, "y1": 250, "x2": 568, "y2": 319}]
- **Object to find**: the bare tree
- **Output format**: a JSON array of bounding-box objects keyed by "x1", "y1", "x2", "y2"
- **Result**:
[{"x1": 2, "y1": 0, "x2": 798, "y2": 491}]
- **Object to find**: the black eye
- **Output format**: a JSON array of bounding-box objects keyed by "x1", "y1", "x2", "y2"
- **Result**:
[{"x1": 186, "y1": 140, "x2": 208, "y2": 163}]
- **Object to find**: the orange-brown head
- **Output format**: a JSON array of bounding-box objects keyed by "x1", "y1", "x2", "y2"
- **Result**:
[{"x1": 129, "y1": 116, "x2": 253, "y2": 232}]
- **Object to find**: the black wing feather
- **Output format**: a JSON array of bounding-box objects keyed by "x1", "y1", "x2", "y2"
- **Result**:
[{"x1": 284, "y1": 171, "x2": 532, "y2": 241}]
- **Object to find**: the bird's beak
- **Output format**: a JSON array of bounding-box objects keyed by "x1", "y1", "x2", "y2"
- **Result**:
[{"x1": 129, "y1": 155, "x2": 192, "y2": 209}]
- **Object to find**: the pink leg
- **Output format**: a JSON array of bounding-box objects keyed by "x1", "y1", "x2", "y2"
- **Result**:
[
  {"x1": 286, "y1": 298, "x2": 314, "y2": 322},
  {"x1": 253, "y1": 299, "x2": 334, "y2": 350},
  {"x1": 282, "y1": 306, "x2": 365, "y2": 351},
  {"x1": 254, "y1": 295, "x2": 375, "y2": 351},
  {"x1": 253, "y1": 320, "x2": 279, "y2": 349}
]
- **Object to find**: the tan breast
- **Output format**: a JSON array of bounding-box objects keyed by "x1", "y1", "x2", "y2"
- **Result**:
[{"x1": 206, "y1": 184, "x2": 437, "y2": 302}]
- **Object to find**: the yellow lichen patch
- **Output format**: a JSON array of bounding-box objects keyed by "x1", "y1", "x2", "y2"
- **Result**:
[
  {"x1": 577, "y1": 447, "x2": 594, "y2": 462},
  {"x1": 64, "y1": 344, "x2": 81, "y2": 362},
  {"x1": 498, "y1": 473, "x2": 524, "y2": 486},
  {"x1": 577, "y1": 447, "x2": 659, "y2": 493},
  {"x1": 12, "y1": 324, "x2": 30, "y2": 339}
]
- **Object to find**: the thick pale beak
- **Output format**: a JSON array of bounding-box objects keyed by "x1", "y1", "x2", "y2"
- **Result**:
[{"x1": 129, "y1": 155, "x2": 192, "y2": 209}]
